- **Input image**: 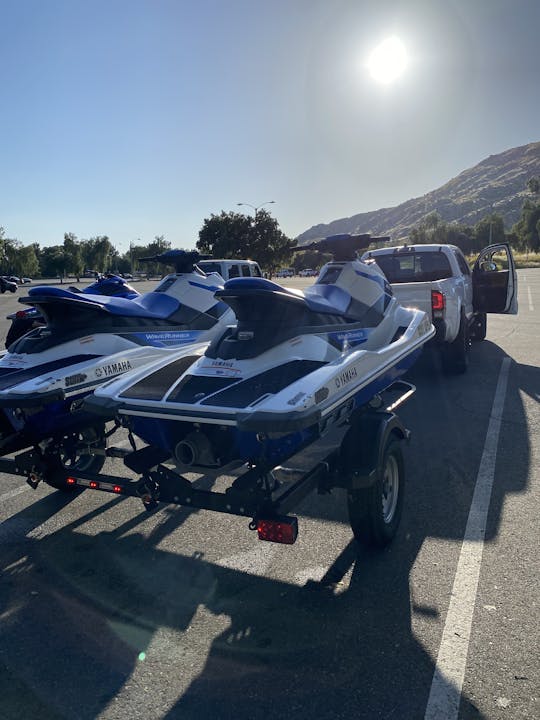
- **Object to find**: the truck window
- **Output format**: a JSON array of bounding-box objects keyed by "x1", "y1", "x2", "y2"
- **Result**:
[
  {"x1": 454, "y1": 250, "x2": 471, "y2": 276},
  {"x1": 373, "y1": 252, "x2": 453, "y2": 283},
  {"x1": 241, "y1": 265, "x2": 251, "y2": 277},
  {"x1": 229, "y1": 265, "x2": 240, "y2": 278}
]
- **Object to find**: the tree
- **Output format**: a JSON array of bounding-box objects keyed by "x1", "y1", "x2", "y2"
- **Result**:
[
  {"x1": 63, "y1": 232, "x2": 84, "y2": 280},
  {"x1": 197, "y1": 211, "x2": 254, "y2": 259},
  {"x1": 512, "y1": 200, "x2": 540, "y2": 252},
  {"x1": 81, "y1": 236, "x2": 114, "y2": 273},
  {"x1": 472, "y1": 213, "x2": 506, "y2": 249},
  {"x1": 527, "y1": 176, "x2": 540, "y2": 196},
  {"x1": 409, "y1": 212, "x2": 475, "y2": 252},
  {"x1": 197, "y1": 210, "x2": 295, "y2": 273}
]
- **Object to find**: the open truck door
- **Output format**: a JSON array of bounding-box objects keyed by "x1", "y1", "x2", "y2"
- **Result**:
[{"x1": 472, "y1": 243, "x2": 518, "y2": 315}]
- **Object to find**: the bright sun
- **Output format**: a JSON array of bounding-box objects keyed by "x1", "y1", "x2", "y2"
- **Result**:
[{"x1": 367, "y1": 37, "x2": 408, "y2": 84}]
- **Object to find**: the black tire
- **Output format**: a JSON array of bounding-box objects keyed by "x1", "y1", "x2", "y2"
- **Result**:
[
  {"x1": 347, "y1": 436, "x2": 404, "y2": 548},
  {"x1": 43, "y1": 426, "x2": 106, "y2": 491},
  {"x1": 441, "y1": 316, "x2": 469, "y2": 374},
  {"x1": 470, "y1": 312, "x2": 487, "y2": 342}
]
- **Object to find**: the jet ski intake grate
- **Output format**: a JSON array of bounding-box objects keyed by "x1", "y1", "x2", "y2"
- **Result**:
[
  {"x1": 197, "y1": 360, "x2": 326, "y2": 408},
  {"x1": 119, "y1": 354, "x2": 202, "y2": 401}
]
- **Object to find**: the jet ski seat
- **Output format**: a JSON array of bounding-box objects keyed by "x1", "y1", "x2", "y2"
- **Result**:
[
  {"x1": 219, "y1": 277, "x2": 354, "y2": 316},
  {"x1": 208, "y1": 277, "x2": 370, "y2": 360},
  {"x1": 26, "y1": 286, "x2": 181, "y2": 320}
]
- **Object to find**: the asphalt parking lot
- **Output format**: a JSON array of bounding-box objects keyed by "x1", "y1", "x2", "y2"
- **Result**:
[{"x1": 0, "y1": 270, "x2": 538, "y2": 719}]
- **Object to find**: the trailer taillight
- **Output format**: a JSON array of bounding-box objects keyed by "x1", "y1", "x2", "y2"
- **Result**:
[
  {"x1": 89, "y1": 481, "x2": 99, "y2": 489},
  {"x1": 67, "y1": 477, "x2": 77, "y2": 485},
  {"x1": 113, "y1": 485, "x2": 123, "y2": 494},
  {"x1": 431, "y1": 290, "x2": 445, "y2": 318},
  {"x1": 257, "y1": 517, "x2": 298, "y2": 544}
]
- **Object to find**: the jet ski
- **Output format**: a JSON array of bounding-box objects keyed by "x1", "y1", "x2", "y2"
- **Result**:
[
  {"x1": 5, "y1": 273, "x2": 140, "y2": 347},
  {"x1": 87, "y1": 234, "x2": 435, "y2": 472},
  {"x1": 0, "y1": 249, "x2": 234, "y2": 473}
]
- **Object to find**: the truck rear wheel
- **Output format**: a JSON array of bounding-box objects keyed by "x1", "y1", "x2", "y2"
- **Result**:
[
  {"x1": 347, "y1": 436, "x2": 404, "y2": 548},
  {"x1": 441, "y1": 316, "x2": 469, "y2": 374},
  {"x1": 470, "y1": 312, "x2": 487, "y2": 342}
]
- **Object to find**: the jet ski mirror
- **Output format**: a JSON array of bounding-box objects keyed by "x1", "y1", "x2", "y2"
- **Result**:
[{"x1": 293, "y1": 233, "x2": 391, "y2": 261}]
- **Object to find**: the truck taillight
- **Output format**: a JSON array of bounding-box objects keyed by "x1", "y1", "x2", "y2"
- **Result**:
[{"x1": 431, "y1": 290, "x2": 445, "y2": 317}]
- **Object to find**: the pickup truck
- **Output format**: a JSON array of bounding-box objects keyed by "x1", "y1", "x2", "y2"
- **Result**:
[{"x1": 362, "y1": 243, "x2": 518, "y2": 373}]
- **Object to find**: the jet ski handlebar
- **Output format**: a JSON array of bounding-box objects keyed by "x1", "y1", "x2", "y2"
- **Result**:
[
  {"x1": 138, "y1": 249, "x2": 212, "y2": 273},
  {"x1": 293, "y1": 233, "x2": 390, "y2": 261}
]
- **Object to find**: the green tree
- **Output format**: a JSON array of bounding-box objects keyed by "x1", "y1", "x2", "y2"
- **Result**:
[
  {"x1": 197, "y1": 210, "x2": 294, "y2": 273},
  {"x1": 63, "y1": 232, "x2": 84, "y2": 280},
  {"x1": 40, "y1": 246, "x2": 68, "y2": 279},
  {"x1": 527, "y1": 176, "x2": 540, "y2": 196},
  {"x1": 81, "y1": 236, "x2": 114, "y2": 273},
  {"x1": 472, "y1": 213, "x2": 506, "y2": 248},
  {"x1": 409, "y1": 212, "x2": 475, "y2": 252},
  {"x1": 197, "y1": 211, "x2": 254, "y2": 258},
  {"x1": 512, "y1": 200, "x2": 540, "y2": 252}
]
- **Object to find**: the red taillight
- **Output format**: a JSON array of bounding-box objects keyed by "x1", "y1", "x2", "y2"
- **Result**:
[
  {"x1": 257, "y1": 517, "x2": 298, "y2": 544},
  {"x1": 431, "y1": 290, "x2": 445, "y2": 315},
  {"x1": 67, "y1": 477, "x2": 77, "y2": 485},
  {"x1": 89, "y1": 481, "x2": 99, "y2": 489},
  {"x1": 113, "y1": 485, "x2": 123, "y2": 494},
  {"x1": 16, "y1": 310, "x2": 29, "y2": 318}
]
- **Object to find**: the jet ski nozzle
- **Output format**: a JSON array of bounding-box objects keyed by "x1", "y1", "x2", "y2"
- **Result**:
[{"x1": 175, "y1": 431, "x2": 216, "y2": 467}]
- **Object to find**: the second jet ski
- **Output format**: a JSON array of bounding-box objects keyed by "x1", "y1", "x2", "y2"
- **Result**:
[{"x1": 0, "y1": 249, "x2": 234, "y2": 477}]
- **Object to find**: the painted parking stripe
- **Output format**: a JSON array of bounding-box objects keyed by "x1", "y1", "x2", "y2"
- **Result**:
[
  {"x1": 527, "y1": 286, "x2": 534, "y2": 311},
  {"x1": 424, "y1": 357, "x2": 511, "y2": 720},
  {"x1": 0, "y1": 485, "x2": 29, "y2": 502}
]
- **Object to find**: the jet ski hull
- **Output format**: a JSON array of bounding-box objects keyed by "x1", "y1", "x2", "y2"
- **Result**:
[{"x1": 88, "y1": 305, "x2": 433, "y2": 468}]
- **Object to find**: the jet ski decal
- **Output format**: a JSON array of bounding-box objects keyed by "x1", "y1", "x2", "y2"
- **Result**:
[{"x1": 132, "y1": 330, "x2": 203, "y2": 347}]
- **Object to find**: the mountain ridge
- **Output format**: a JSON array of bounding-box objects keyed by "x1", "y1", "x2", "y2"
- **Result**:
[{"x1": 296, "y1": 141, "x2": 540, "y2": 244}]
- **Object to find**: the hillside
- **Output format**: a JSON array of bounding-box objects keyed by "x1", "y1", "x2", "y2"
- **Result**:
[{"x1": 297, "y1": 141, "x2": 540, "y2": 244}]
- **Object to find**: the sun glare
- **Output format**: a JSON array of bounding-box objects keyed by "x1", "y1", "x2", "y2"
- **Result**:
[{"x1": 367, "y1": 37, "x2": 408, "y2": 84}]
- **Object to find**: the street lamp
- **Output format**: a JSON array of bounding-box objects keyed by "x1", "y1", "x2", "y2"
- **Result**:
[{"x1": 237, "y1": 200, "x2": 275, "y2": 216}]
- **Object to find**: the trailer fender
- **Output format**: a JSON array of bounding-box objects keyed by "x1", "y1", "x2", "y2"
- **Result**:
[{"x1": 338, "y1": 411, "x2": 409, "y2": 489}]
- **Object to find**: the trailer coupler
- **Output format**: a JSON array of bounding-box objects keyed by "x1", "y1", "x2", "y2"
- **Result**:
[{"x1": 136, "y1": 475, "x2": 160, "y2": 511}]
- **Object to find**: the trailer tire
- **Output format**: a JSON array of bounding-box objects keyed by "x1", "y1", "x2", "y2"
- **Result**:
[
  {"x1": 347, "y1": 436, "x2": 404, "y2": 548},
  {"x1": 44, "y1": 426, "x2": 106, "y2": 491},
  {"x1": 441, "y1": 315, "x2": 469, "y2": 374}
]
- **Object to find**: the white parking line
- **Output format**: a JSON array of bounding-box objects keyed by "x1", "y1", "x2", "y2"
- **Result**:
[
  {"x1": 0, "y1": 485, "x2": 28, "y2": 502},
  {"x1": 424, "y1": 357, "x2": 511, "y2": 720},
  {"x1": 527, "y1": 286, "x2": 534, "y2": 311}
]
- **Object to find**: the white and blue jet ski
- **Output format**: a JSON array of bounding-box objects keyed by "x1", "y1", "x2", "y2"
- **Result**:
[
  {"x1": 0, "y1": 250, "x2": 234, "y2": 465},
  {"x1": 87, "y1": 234, "x2": 435, "y2": 470}
]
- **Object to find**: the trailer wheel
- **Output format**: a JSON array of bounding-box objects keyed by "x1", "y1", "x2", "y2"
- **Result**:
[
  {"x1": 347, "y1": 436, "x2": 404, "y2": 548},
  {"x1": 44, "y1": 426, "x2": 106, "y2": 491}
]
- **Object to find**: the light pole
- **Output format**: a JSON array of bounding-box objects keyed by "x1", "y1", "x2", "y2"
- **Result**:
[{"x1": 237, "y1": 200, "x2": 275, "y2": 217}]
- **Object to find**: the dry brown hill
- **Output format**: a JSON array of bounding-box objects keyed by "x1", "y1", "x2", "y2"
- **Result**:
[{"x1": 297, "y1": 141, "x2": 540, "y2": 244}]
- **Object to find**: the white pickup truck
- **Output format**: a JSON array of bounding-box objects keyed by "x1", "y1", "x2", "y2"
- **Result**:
[{"x1": 362, "y1": 243, "x2": 518, "y2": 373}]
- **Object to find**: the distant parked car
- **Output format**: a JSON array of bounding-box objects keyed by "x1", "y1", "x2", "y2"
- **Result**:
[
  {"x1": 6, "y1": 275, "x2": 21, "y2": 284},
  {"x1": 299, "y1": 268, "x2": 318, "y2": 277},
  {"x1": 21, "y1": 277, "x2": 32, "y2": 284},
  {"x1": 0, "y1": 277, "x2": 18, "y2": 293}
]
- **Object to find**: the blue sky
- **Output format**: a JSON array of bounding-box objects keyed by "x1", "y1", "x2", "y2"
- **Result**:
[{"x1": 1, "y1": 0, "x2": 539, "y2": 252}]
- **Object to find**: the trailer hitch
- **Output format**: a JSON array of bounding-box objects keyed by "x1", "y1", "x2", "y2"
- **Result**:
[{"x1": 136, "y1": 474, "x2": 160, "y2": 511}]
